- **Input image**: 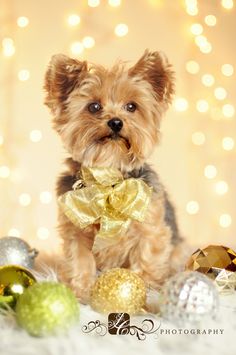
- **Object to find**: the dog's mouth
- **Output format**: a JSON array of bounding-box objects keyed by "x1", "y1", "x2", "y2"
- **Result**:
[{"x1": 98, "y1": 134, "x2": 131, "y2": 149}]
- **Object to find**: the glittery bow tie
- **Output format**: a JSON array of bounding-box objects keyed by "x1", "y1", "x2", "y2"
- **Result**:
[{"x1": 58, "y1": 166, "x2": 153, "y2": 252}]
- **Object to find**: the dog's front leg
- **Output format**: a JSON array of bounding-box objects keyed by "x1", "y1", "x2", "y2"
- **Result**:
[
  {"x1": 59, "y1": 221, "x2": 96, "y2": 304},
  {"x1": 128, "y1": 198, "x2": 174, "y2": 289}
]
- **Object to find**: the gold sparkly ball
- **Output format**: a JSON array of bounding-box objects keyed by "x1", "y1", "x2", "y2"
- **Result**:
[
  {"x1": 90, "y1": 268, "x2": 146, "y2": 314},
  {"x1": 185, "y1": 245, "x2": 236, "y2": 294},
  {"x1": 0, "y1": 265, "x2": 36, "y2": 308}
]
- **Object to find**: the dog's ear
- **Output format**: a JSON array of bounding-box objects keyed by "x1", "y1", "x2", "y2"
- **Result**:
[
  {"x1": 128, "y1": 50, "x2": 175, "y2": 107},
  {"x1": 44, "y1": 54, "x2": 88, "y2": 113}
]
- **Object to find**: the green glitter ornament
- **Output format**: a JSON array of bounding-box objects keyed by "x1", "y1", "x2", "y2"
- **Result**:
[{"x1": 16, "y1": 282, "x2": 79, "y2": 336}]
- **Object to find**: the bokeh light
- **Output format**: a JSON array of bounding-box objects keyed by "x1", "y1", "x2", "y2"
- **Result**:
[
  {"x1": 215, "y1": 181, "x2": 228, "y2": 195},
  {"x1": 190, "y1": 23, "x2": 203, "y2": 35},
  {"x1": 204, "y1": 15, "x2": 217, "y2": 27},
  {"x1": 2, "y1": 38, "x2": 15, "y2": 57},
  {"x1": 0, "y1": 165, "x2": 10, "y2": 178},
  {"x1": 19, "y1": 193, "x2": 31, "y2": 206},
  {"x1": 192, "y1": 131, "x2": 206, "y2": 145},
  {"x1": 8, "y1": 228, "x2": 21, "y2": 237},
  {"x1": 194, "y1": 35, "x2": 213, "y2": 54},
  {"x1": 195, "y1": 35, "x2": 208, "y2": 47},
  {"x1": 201, "y1": 74, "x2": 215, "y2": 87},
  {"x1": 82, "y1": 36, "x2": 95, "y2": 48},
  {"x1": 219, "y1": 214, "x2": 232, "y2": 228},
  {"x1": 222, "y1": 137, "x2": 235, "y2": 151},
  {"x1": 221, "y1": 0, "x2": 234, "y2": 9},
  {"x1": 196, "y1": 99, "x2": 209, "y2": 112},
  {"x1": 222, "y1": 104, "x2": 235, "y2": 118},
  {"x1": 40, "y1": 191, "x2": 52, "y2": 204},
  {"x1": 221, "y1": 63, "x2": 234, "y2": 76},
  {"x1": 67, "y1": 14, "x2": 81, "y2": 26},
  {"x1": 17, "y1": 16, "x2": 29, "y2": 28},
  {"x1": 186, "y1": 200, "x2": 200, "y2": 215},
  {"x1": 108, "y1": 0, "x2": 121, "y2": 6},
  {"x1": 88, "y1": 0, "x2": 100, "y2": 7},
  {"x1": 185, "y1": 60, "x2": 200, "y2": 74},
  {"x1": 115, "y1": 23, "x2": 129, "y2": 37},
  {"x1": 30, "y1": 130, "x2": 42, "y2": 142},
  {"x1": 185, "y1": 0, "x2": 198, "y2": 16},
  {"x1": 70, "y1": 41, "x2": 84, "y2": 55},
  {"x1": 204, "y1": 165, "x2": 217, "y2": 179},
  {"x1": 214, "y1": 87, "x2": 227, "y2": 100},
  {"x1": 18, "y1": 70, "x2": 30, "y2": 81},
  {"x1": 174, "y1": 98, "x2": 189, "y2": 111},
  {"x1": 199, "y1": 42, "x2": 212, "y2": 54},
  {"x1": 37, "y1": 227, "x2": 50, "y2": 240}
]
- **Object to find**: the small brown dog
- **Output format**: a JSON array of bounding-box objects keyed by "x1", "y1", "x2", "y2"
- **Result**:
[{"x1": 44, "y1": 50, "x2": 183, "y2": 303}]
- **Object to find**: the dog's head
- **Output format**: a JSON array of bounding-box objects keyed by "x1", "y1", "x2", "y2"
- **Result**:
[{"x1": 44, "y1": 50, "x2": 175, "y2": 171}]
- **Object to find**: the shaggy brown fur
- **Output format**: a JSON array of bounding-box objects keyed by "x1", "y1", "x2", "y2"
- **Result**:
[{"x1": 44, "y1": 50, "x2": 184, "y2": 303}]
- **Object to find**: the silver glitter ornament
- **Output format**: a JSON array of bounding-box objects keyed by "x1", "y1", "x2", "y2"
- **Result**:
[
  {"x1": 0, "y1": 236, "x2": 38, "y2": 269},
  {"x1": 159, "y1": 271, "x2": 219, "y2": 325}
]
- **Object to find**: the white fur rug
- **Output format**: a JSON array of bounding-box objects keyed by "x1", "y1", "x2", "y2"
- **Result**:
[{"x1": 0, "y1": 268, "x2": 236, "y2": 355}]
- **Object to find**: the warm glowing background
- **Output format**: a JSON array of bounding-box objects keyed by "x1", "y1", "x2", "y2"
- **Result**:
[{"x1": 0, "y1": 0, "x2": 235, "y2": 253}]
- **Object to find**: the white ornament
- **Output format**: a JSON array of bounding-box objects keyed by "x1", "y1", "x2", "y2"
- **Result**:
[
  {"x1": 159, "y1": 271, "x2": 219, "y2": 325},
  {"x1": 0, "y1": 236, "x2": 38, "y2": 269}
]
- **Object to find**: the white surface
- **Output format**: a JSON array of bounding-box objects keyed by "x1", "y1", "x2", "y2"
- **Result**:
[{"x1": 0, "y1": 269, "x2": 236, "y2": 355}]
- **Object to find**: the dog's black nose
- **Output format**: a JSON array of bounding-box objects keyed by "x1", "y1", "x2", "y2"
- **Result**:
[{"x1": 107, "y1": 118, "x2": 123, "y2": 133}]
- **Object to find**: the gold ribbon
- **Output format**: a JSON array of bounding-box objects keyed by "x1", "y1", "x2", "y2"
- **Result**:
[{"x1": 58, "y1": 167, "x2": 152, "y2": 252}]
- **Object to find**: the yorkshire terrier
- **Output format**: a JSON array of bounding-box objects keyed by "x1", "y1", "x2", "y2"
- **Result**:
[{"x1": 44, "y1": 50, "x2": 184, "y2": 303}]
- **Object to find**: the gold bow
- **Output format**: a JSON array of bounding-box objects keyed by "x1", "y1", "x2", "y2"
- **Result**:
[{"x1": 58, "y1": 167, "x2": 152, "y2": 252}]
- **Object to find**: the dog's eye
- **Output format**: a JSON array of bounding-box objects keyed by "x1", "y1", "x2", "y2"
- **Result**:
[
  {"x1": 88, "y1": 102, "x2": 102, "y2": 113},
  {"x1": 124, "y1": 102, "x2": 137, "y2": 112}
]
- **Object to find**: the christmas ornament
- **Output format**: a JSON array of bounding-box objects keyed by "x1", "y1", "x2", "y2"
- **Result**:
[
  {"x1": 90, "y1": 268, "x2": 146, "y2": 314},
  {"x1": 0, "y1": 236, "x2": 38, "y2": 269},
  {"x1": 159, "y1": 271, "x2": 219, "y2": 325},
  {"x1": 185, "y1": 245, "x2": 236, "y2": 294},
  {"x1": 58, "y1": 166, "x2": 152, "y2": 252},
  {"x1": 16, "y1": 282, "x2": 79, "y2": 336},
  {"x1": 0, "y1": 265, "x2": 36, "y2": 308}
]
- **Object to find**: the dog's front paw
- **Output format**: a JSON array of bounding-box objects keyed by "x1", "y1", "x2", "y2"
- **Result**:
[{"x1": 70, "y1": 275, "x2": 95, "y2": 304}]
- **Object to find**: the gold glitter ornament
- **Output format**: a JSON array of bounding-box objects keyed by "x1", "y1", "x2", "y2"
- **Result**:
[
  {"x1": 0, "y1": 265, "x2": 36, "y2": 308},
  {"x1": 16, "y1": 282, "x2": 79, "y2": 336},
  {"x1": 90, "y1": 268, "x2": 146, "y2": 314},
  {"x1": 185, "y1": 245, "x2": 236, "y2": 294}
]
